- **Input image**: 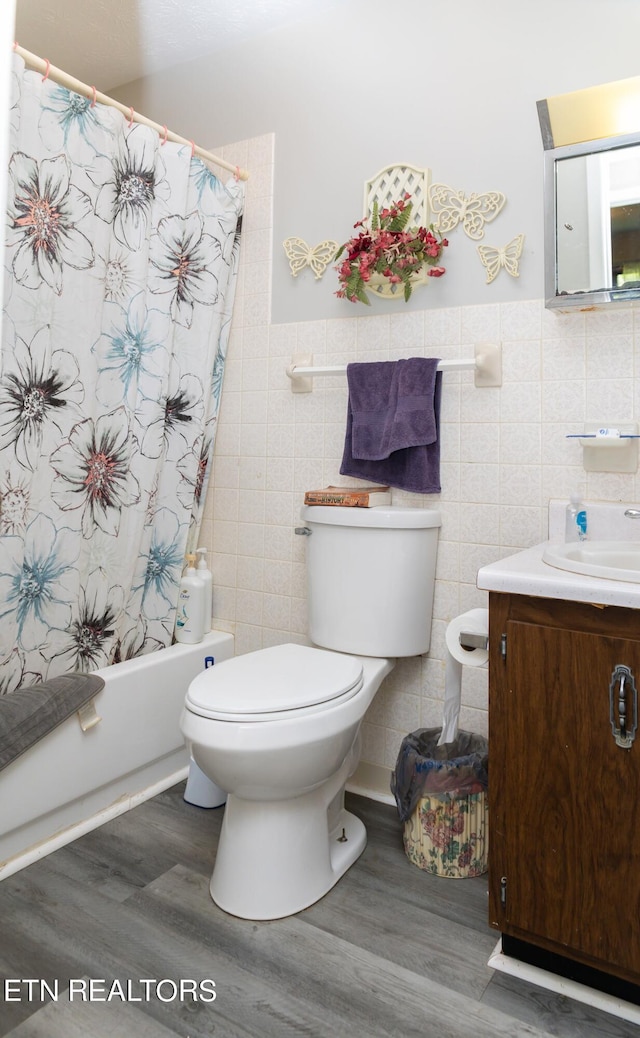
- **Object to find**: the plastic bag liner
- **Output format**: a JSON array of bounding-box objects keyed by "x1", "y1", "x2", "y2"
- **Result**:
[{"x1": 391, "y1": 728, "x2": 488, "y2": 823}]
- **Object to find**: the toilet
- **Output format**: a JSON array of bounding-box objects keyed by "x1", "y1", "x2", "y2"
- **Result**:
[{"x1": 180, "y1": 505, "x2": 441, "y2": 920}]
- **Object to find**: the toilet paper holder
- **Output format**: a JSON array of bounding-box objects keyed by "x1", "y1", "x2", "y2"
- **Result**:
[{"x1": 459, "y1": 631, "x2": 489, "y2": 651}]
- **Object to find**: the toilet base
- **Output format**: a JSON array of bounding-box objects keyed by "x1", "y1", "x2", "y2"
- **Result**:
[{"x1": 209, "y1": 785, "x2": 366, "y2": 920}]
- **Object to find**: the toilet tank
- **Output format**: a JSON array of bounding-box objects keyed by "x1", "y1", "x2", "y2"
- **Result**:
[{"x1": 299, "y1": 505, "x2": 441, "y2": 657}]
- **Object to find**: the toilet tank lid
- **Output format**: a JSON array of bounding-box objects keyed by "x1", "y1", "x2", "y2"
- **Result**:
[
  {"x1": 300, "y1": 505, "x2": 441, "y2": 529},
  {"x1": 185, "y1": 643, "x2": 363, "y2": 718}
]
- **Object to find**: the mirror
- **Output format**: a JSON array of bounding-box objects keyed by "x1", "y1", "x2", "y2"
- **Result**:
[
  {"x1": 539, "y1": 75, "x2": 640, "y2": 311},
  {"x1": 544, "y1": 131, "x2": 640, "y2": 309}
]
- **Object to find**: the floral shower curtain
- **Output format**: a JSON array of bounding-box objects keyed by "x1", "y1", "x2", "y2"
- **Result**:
[{"x1": 0, "y1": 55, "x2": 243, "y2": 692}]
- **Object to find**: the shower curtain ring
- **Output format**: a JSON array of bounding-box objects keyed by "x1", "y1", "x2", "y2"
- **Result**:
[
  {"x1": 128, "y1": 106, "x2": 134, "y2": 127},
  {"x1": 42, "y1": 58, "x2": 50, "y2": 82},
  {"x1": 90, "y1": 85, "x2": 97, "y2": 108},
  {"x1": 160, "y1": 124, "x2": 168, "y2": 145},
  {"x1": 189, "y1": 139, "x2": 195, "y2": 158}
]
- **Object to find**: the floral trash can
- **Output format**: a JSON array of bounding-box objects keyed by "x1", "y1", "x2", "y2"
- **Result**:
[
  {"x1": 402, "y1": 788, "x2": 488, "y2": 878},
  {"x1": 390, "y1": 728, "x2": 489, "y2": 879}
]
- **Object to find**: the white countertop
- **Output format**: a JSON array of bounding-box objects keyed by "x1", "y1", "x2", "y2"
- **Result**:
[{"x1": 477, "y1": 541, "x2": 640, "y2": 609}]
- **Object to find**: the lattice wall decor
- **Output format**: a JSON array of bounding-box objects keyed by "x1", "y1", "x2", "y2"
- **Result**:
[
  {"x1": 363, "y1": 163, "x2": 432, "y2": 299},
  {"x1": 364, "y1": 163, "x2": 431, "y2": 225}
]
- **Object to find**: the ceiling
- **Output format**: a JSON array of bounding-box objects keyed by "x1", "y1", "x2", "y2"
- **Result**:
[{"x1": 14, "y1": 0, "x2": 334, "y2": 91}]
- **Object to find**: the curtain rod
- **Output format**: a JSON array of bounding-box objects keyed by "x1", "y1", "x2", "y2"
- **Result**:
[{"x1": 13, "y1": 44, "x2": 250, "y2": 182}]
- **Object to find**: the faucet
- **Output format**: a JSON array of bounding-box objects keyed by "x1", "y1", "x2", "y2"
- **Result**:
[{"x1": 625, "y1": 509, "x2": 640, "y2": 519}]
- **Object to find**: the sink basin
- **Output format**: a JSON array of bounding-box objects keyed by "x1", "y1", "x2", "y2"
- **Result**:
[{"x1": 542, "y1": 541, "x2": 640, "y2": 583}]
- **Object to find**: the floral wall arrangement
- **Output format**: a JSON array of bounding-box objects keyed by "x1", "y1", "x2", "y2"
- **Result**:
[
  {"x1": 282, "y1": 159, "x2": 525, "y2": 305},
  {"x1": 334, "y1": 193, "x2": 448, "y2": 304}
]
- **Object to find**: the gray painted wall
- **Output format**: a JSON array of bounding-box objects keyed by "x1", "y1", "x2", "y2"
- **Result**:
[{"x1": 112, "y1": 0, "x2": 640, "y2": 324}]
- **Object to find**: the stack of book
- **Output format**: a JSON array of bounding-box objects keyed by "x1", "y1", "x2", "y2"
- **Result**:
[{"x1": 303, "y1": 485, "x2": 391, "y2": 508}]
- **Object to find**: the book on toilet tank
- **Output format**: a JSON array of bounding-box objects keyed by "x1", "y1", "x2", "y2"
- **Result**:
[{"x1": 303, "y1": 485, "x2": 391, "y2": 507}]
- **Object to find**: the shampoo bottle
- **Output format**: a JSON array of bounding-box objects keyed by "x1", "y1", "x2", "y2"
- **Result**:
[
  {"x1": 174, "y1": 554, "x2": 205, "y2": 644},
  {"x1": 196, "y1": 546, "x2": 213, "y2": 633}
]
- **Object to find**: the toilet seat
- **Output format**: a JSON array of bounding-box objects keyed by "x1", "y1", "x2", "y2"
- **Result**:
[{"x1": 184, "y1": 643, "x2": 364, "y2": 722}]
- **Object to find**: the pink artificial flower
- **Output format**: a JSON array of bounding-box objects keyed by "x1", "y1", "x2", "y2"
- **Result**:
[{"x1": 335, "y1": 193, "x2": 448, "y2": 302}]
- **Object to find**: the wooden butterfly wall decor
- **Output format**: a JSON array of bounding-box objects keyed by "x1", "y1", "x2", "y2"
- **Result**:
[
  {"x1": 428, "y1": 183, "x2": 506, "y2": 240},
  {"x1": 283, "y1": 237, "x2": 338, "y2": 280},
  {"x1": 476, "y1": 234, "x2": 525, "y2": 283}
]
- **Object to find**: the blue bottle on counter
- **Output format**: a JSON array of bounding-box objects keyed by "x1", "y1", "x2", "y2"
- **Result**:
[{"x1": 565, "y1": 494, "x2": 587, "y2": 542}]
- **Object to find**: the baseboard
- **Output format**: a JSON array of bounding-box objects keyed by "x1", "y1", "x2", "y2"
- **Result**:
[
  {"x1": 488, "y1": 939, "x2": 640, "y2": 1026},
  {"x1": 347, "y1": 761, "x2": 395, "y2": 806}
]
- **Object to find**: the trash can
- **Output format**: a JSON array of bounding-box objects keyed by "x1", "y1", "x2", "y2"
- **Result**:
[{"x1": 391, "y1": 728, "x2": 488, "y2": 879}]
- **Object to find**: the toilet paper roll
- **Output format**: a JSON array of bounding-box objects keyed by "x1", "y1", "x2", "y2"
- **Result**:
[
  {"x1": 438, "y1": 609, "x2": 489, "y2": 747},
  {"x1": 444, "y1": 608, "x2": 489, "y2": 668}
]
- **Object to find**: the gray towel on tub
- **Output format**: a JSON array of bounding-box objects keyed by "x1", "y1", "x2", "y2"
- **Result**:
[
  {"x1": 340, "y1": 358, "x2": 442, "y2": 494},
  {"x1": 0, "y1": 673, "x2": 105, "y2": 772}
]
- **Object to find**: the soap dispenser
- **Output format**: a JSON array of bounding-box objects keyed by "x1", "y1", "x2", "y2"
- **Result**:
[
  {"x1": 565, "y1": 493, "x2": 588, "y2": 543},
  {"x1": 195, "y1": 547, "x2": 212, "y2": 634},
  {"x1": 174, "y1": 554, "x2": 205, "y2": 644}
]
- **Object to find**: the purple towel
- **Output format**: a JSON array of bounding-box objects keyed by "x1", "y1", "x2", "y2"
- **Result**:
[{"x1": 340, "y1": 358, "x2": 442, "y2": 494}]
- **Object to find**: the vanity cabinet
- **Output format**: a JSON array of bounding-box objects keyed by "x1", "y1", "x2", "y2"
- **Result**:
[{"x1": 488, "y1": 591, "x2": 640, "y2": 986}]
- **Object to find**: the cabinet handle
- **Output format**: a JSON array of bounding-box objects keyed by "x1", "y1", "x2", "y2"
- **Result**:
[{"x1": 609, "y1": 664, "x2": 638, "y2": 749}]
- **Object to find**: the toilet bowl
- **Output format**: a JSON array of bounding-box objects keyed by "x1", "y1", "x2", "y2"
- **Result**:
[
  {"x1": 181, "y1": 643, "x2": 393, "y2": 919},
  {"x1": 181, "y1": 505, "x2": 441, "y2": 920}
]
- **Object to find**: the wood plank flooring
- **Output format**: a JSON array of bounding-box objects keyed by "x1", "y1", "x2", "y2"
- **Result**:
[{"x1": 0, "y1": 785, "x2": 637, "y2": 1038}]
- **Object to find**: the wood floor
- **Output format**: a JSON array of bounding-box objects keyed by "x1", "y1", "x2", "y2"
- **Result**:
[{"x1": 0, "y1": 784, "x2": 637, "y2": 1038}]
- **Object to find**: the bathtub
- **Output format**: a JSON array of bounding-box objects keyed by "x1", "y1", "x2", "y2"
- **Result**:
[{"x1": 0, "y1": 630, "x2": 234, "y2": 879}]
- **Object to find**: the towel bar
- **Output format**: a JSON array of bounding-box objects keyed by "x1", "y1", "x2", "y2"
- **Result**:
[{"x1": 286, "y1": 342, "x2": 502, "y2": 392}]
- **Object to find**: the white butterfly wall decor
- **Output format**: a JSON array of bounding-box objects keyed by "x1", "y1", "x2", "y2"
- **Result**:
[
  {"x1": 428, "y1": 183, "x2": 506, "y2": 240},
  {"x1": 476, "y1": 233, "x2": 525, "y2": 284},
  {"x1": 283, "y1": 238, "x2": 338, "y2": 280}
]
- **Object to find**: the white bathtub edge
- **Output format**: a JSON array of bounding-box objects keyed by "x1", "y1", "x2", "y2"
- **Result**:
[
  {"x1": 0, "y1": 763, "x2": 189, "y2": 882},
  {"x1": 0, "y1": 631, "x2": 234, "y2": 874}
]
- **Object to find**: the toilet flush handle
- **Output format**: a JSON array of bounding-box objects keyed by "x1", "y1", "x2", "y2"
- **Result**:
[{"x1": 294, "y1": 526, "x2": 312, "y2": 535}]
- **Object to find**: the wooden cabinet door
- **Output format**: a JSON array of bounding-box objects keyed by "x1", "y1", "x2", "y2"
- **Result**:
[{"x1": 491, "y1": 614, "x2": 640, "y2": 978}]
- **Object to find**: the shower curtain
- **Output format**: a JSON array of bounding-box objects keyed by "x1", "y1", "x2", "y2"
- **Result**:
[{"x1": 0, "y1": 55, "x2": 244, "y2": 692}]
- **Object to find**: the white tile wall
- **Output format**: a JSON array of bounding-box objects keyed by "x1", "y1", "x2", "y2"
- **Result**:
[{"x1": 199, "y1": 132, "x2": 640, "y2": 790}]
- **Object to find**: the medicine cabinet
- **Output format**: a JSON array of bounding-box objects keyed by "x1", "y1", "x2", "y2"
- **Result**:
[
  {"x1": 538, "y1": 75, "x2": 640, "y2": 311},
  {"x1": 543, "y1": 131, "x2": 640, "y2": 310}
]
